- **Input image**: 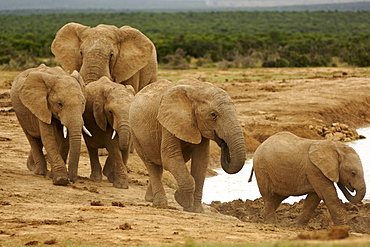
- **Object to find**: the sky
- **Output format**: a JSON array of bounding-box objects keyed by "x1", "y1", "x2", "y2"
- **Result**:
[{"x1": 0, "y1": 0, "x2": 369, "y2": 10}]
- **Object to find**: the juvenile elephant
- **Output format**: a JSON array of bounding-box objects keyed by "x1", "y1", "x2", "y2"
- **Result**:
[
  {"x1": 11, "y1": 64, "x2": 88, "y2": 185},
  {"x1": 83, "y1": 76, "x2": 135, "y2": 188},
  {"x1": 251, "y1": 131, "x2": 366, "y2": 226},
  {"x1": 51, "y1": 22, "x2": 157, "y2": 92},
  {"x1": 129, "y1": 78, "x2": 246, "y2": 212}
]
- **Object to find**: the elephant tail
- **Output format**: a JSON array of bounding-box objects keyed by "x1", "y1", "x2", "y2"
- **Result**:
[{"x1": 248, "y1": 167, "x2": 254, "y2": 183}]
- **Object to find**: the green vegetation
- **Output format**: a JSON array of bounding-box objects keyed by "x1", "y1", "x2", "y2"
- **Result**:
[{"x1": 1, "y1": 11, "x2": 370, "y2": 70}]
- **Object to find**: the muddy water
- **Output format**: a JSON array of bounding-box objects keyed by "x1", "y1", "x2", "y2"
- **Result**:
[{"x1": 203, "y1": 127, "x2": 370, "y2": 204}]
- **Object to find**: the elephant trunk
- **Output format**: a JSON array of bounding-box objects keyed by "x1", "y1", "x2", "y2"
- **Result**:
[
  {"x1": 80, "y1": 53, "x2": 110, "y2": 83},
  {"x1": 65, "y1": 116, "x2": 84, "y2": 183},
  {"x1": 217, "y1": 124, "x2": 246, "y2": 174},
  {"x1": 117, "y1": 122, "x2": 131, "y2": 151},
  {"x1": 337, "y1": 182, "x2": 366, "y2": 203}
]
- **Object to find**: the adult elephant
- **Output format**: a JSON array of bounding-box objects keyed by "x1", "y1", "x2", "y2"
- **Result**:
[
  {"x1": 251, "y1": 131, "x2": 366, "y2": 226},
  {"x1": 11, "y1": 64, "x2": 89, "y2": 185},
  {"x1": 129, "y1": 78, "x2": 246, "y2": 213},
  {"x1": 83, "y1": 76, "x2": 135, "y2": 188},
  {"x1": 51, "y1": 22, "x2": 157, "y2": 92}
]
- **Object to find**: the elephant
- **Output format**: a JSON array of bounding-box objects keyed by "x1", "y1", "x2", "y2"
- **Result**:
[
  {"x1": 83, "y1": 76, "x2": 135, "y2": 189},
  {"x1": 51, "y1": 22, "x2": 158, "y2": 92},
  {"x1": 129, "y1": 78, "x2": 247, "y2": 212},
  {"x1": 251, "y1": 131, "x2": 366, "y2": 226},
  {"x1": 10, "y1": 64, "x2": 89, "y2": 185}
]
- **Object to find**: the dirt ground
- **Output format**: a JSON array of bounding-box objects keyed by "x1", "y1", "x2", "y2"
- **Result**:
[{"x1": 1, "y1": 67, "x2": 370, "y2": 246}]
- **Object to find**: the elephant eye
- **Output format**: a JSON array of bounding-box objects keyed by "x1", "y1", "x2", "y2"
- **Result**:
[
  {"x1": 58, "y1": 102, "x2": 63, "y2": 108},
  {"x1": 211, "y1": 112, "x2": 218, "y2": 120},
  {"x1": 351, "y1": 171, "x2": 356, "y2": 176},
  {"x1": 109, "y1": 53, "x2": 114, "y2": 58}
]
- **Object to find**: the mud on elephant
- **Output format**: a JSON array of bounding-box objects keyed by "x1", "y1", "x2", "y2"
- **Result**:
[
  {"x1": 83, "y1": 76, "x2": 135, "y2": 188},
  {"x1": 51, "y1": 22, "x2": 158, "y2": 92},
  {"x1": 251, "y1": 131, "x2": 366, "y2": 226},
  {"x1": 10, "y1": 64, "x2": 89, "y2": 185},
  {"x1": 129, "y1": 78, "x2": 247, "y2": 212}
]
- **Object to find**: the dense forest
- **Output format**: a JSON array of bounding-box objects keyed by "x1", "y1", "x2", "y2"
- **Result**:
[{"x1": 1, "y1": 10, "x2": 370, "y2": 69}]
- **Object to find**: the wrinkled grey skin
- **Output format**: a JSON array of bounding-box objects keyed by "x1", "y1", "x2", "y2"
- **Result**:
[
  {"x1": 129, "y1": 78, "x2": 246, "y2": 212},
  {"x1": 51, "y1": 22, "x2": 157, "y2": 92},
  {"x1": 252, "y1": 131, "x2": 366, "y2": 226},
  {"x1": 10, "y1": 64, "x2": 86, "y2": 185},
  {"x1": 83, "y1": 76, "x2": 135, "y2": 188}
]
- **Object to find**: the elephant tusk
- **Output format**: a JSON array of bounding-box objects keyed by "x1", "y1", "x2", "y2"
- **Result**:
[
  {"x1": 63, "y1": 125, "x2": 67, "y2": 138},
  {"x1": 83, "y1": 126, "x2": 92, "y2": 137},
  {"x1": 111, "y1": 130, "x2": 117, "y2": 140}
]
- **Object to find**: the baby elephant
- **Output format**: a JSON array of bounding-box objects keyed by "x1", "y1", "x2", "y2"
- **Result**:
[
  {"x1": 11, "y1": 64, "x2": 87, "y2": 185},
  {"x1": 252, "y1": 131, "x2": 366, "y2": 226},
  {"x1": 83, "y1": 76, "x2": 135, "y2": 188},
  {"x1": 130, "y1": 78, "x2": 246, "y2": 212}
]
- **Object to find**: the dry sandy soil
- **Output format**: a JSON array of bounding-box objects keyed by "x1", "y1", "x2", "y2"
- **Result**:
[{"x1": 0, "y1": 67, "x2": 370, "y2": 246}]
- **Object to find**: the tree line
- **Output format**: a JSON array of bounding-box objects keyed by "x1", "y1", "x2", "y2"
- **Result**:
[{"x1": 1, "y1": 11, "x2": 370, "y2": 70}]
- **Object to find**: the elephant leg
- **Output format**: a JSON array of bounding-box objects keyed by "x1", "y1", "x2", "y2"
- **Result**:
[
  {"x1": 161, "y1": 129, "x2": 195, "y2": 209},
  {"x1": 57, "y1": 134, "x2": 69, "y2": 163},
  {"x1": 309, "y1": 172, "x2": 347, "y2": 225},
  {"x1": 263, "y1": 194, "x2": 287, "y2": 224},
  {"x1": 145, "y1": 163, "x2": 167, "y2": 206},
  {"x1": 86, "y1": 145, "x2": 102, "y2": 182},
  {"x1": 105, "y1": 144, "x2": 129, "y2": 189},
  {"x1": 297, "y1": 193, "x2": 321, "y2": 226},
  {"x1": 145, "y1": 179, "x2": 154, "y2": 202},
  {"x1": 187, "y1": 139, "x2": 209, "y2": 213},
  {"x1": 25, "y1": 134, "x2": 47, "y2": 175},
  {"x1": 324, "y1": 197, "x2": 347, "y2": 225},
  {"x1": 39, "y1": 122, "x2": 68, "y2": 185},
  {"x1": 103, "y1": 155, "x2": 114, "y2": 183},
  {"x1": 103, "y1": 148, "x2": 129, "y2": 184},
  {"x1": 27, "y1": 151, "x2": 35, "y2": 171}
]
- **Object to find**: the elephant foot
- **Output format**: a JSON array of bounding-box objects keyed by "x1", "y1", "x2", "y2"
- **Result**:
[
  {"x1": 106, "y1": 172, "x2": 114, "y2": 183},
  {"x1": 263, "y1": 212, "x2": 278, "y2": 224},
  {"x1": 295, "y1": 222, "x2": 309, "y2": 228},
  {"x1": 183, "y1": 204, "x2": 204, "y2": 213},
  {"x1": 52, "y1": 175, "x2": 69, "y2": 186},
  {"x1": 174, "y1": 190, "x2": 194, "y2": 209},
  {"x1": 110, "y1": 172, "x2": 129, "y2": 189},
  {"x1": 33, "y1": 165, "x2": 47, "y2": 176},
  {"x1": 28, "y1": 156, "x2": 47, "y2": 175},
  {"x1": 51, "y1": 165, "x2": 69, "y2": 185},
  {"x1": 90, "y1": 172, "x2": 103, "y2": 182},
  {"x1": 332, "y1": 218, "x2": 347, "y2": 226},
  {"x1": 297, "y1": 216, "x2": 310, "y2": 226},
  {"x1": 113, "y1": 179, "x2": 129, "y2": 189},
  {"x1": 69, "y1": 174, "x2": 78, "y2": 183},
  {"x1": 145, "y1": 191, "x2": 154, "y2": 202},
  {"x1": 27, "y1": 155, "x2": 35, "y2": 172},
  {"x1": 152, "y1": 196, "x2": 168, "y2": 207}
]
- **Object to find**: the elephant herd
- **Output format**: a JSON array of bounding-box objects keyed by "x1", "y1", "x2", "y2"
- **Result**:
[{"x1": 10, "y1": 23, "x2": 366, "y2": 227}]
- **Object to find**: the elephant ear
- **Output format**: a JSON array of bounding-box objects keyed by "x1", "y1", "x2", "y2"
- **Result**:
[
  {"x1": 70, "y1": 70, "x2": 86, "y2": 96},
  {"x1": 19, "y1": 72, "x2": 53, "y2": 124},
  {"x1": 157, "y1": 85, "x2": 202, "y2": 144},
  {"x1": 51, "y1": 22, "x2": 89, "y2": 74},
  {"x1": 113, "y1": 26, "x2": 154, "y2": 83},
  {"x1": 125, "y1": 85, "x2": 136, "y2": 96},
  {"x1": 92, "y1": 77, "x2": 112, "y2": 131},
  {"x1": 309, "y1": 140, "x2": 340, "y2": 182}
]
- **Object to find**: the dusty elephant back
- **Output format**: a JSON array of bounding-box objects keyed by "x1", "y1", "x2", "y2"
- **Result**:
[{"x1": 253, "y1": 132, "x2": 315, "y2": 195}]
